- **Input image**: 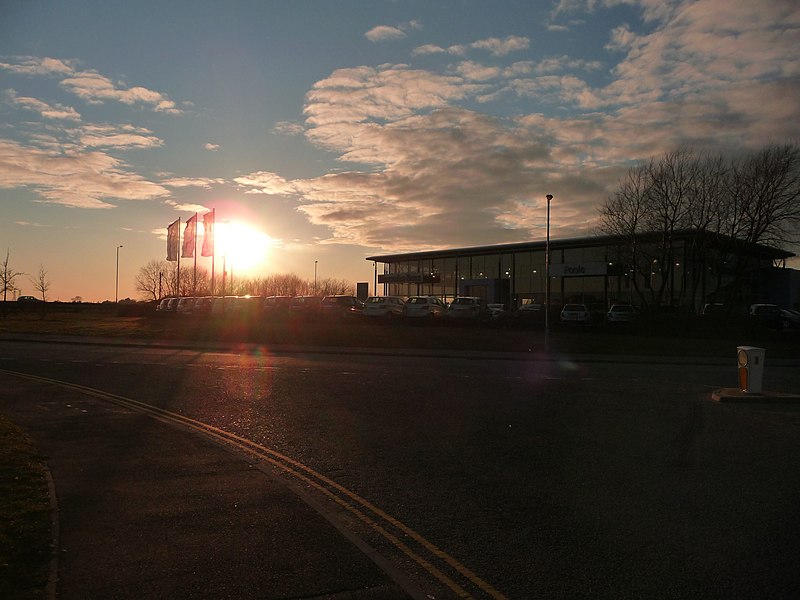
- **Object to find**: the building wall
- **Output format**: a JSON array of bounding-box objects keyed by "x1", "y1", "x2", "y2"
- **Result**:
[{"x1": 378, "y1": 235, "x2": 794, "y2": 311}]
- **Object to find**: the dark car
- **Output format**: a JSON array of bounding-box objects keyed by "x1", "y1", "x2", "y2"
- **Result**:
[
  {"x1": 320, "y1": 295, "x2": 364, "y2": 317},
  {"x1": 749, "y1": 303, "x2": 782, "y2": 330}
]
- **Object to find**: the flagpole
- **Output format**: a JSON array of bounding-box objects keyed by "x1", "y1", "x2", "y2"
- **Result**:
[
  {"x1": 193, "y1": 212, "x2": 198, "y2": 296},
  {"x1": 177, "y1": 218, "x2": 181, "y2": 297},
  {"x1": 211, "y1": 209, "x2": 216, "y2": 297}
]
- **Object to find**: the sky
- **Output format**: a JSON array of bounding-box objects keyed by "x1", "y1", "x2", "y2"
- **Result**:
[{"x1": 1, "y1": 0, "x2": 799, "y2": 302}]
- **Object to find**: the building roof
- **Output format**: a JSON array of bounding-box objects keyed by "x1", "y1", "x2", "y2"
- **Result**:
[{"x1": 366, "y1": 229, "x2": 795, "y2": 263}]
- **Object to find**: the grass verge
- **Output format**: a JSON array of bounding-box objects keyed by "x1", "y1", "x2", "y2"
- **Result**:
[{"x1": 0, "y1": 416, "x2": 52, "y2": 600}]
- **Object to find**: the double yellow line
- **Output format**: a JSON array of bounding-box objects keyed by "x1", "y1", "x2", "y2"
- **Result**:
[{"x1": 2, "y1": 369, "x2": 507, "y2": 600}]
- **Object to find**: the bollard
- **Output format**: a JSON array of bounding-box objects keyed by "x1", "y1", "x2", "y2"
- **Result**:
[{"x1": 737, "y1": 346, "x2": 765, "y2": 393}]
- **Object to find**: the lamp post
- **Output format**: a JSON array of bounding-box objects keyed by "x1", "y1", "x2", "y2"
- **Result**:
[
  {"x1": 545, "y1": 194, "x2": 553, "y2": 353},
  {"x1": 115, "y1": 245, "x2": 123, "y2": 303},
  {"x1": 314, "y1": 260, "x2": 318, "y2": 295}
]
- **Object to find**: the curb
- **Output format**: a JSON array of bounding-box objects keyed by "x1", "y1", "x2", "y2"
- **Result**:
[{"x1": 711, "y1": 387, "x2": 800, "y2": 402}]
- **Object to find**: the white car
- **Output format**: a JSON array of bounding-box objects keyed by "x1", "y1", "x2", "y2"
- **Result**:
[
  {"x1": 447, "y1": 297, "x2": 489, "y2": 320},
  {"x1": 560, "y1": 303, "x2": 592, "y2": 324},
  {"x1": 403, "y1": 296, "x2": 447, "y2": 319},
  {"x1": 605, "y1": 304, "x2": 638, "y2": 324},
  {"x1": 363, "y1": 296, "x2": 405, "y2": 318}
]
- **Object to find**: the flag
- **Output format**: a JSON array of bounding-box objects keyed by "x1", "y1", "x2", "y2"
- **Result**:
[
  {"x1": 201, "y1": 210, "x2": 214, "y2": 257},
  {"x1": 182, "y1": 213, "x2": 197, "y2": 258},
  {"x1": 166, "y1": 218, "x2": 180, "y2": 261}
]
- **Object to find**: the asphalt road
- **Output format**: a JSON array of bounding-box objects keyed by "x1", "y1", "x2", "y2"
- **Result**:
[{"x1": 2, "y1": 339, "x2": 800, "y2": 599}]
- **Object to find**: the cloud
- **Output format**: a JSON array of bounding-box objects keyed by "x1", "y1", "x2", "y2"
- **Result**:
[
  {"x1": 412, "y1": 36, "x2": 529, "y2": 58},
  {"x1": 265, "y1": 0, "x2": 800, "y2": 253},
  {"x1": 0, "y1": 138, "x2": 170, "y2": 208},
  {"x1": 59, "y1": 70, "x2": 183, "y2": 114},
  {"x1": 366, "y1": 20, "x2": 422, "y2": 42},
  {"x1": 470, "y1": 36, "x2": 530, "y2": 56},
  {"x1": 79, "y1": 124, "x2": 163, "y2": 149},
  {"x1": 0, "y1": 56, "x2": 76, "y2": 76},
  {"x1": 272, "y1": 121, "x2": 304, "y2": 136},
  {"x1": 204, "y1": 142, "x2": 220, "y2": 151},
  {"x1": 365, "y1": 25, "x2": 406, "y2": 42},
  {"x1": 233, "y1": 171, "x2": 296, "y2": 195},
  {"x1": 6, "y1": 90, "x2": 81, "y2": 121},
  {"x1": 161, "y1": 177, "x2": 225, "y2": 189},
  {"x1": 168, "y1": 201, "x2": 209, "y2": 213},
  {"x1": 15, "y1": 220, "x2": 52, "y2": 227}
]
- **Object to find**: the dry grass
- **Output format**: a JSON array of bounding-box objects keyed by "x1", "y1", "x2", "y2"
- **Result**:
[{"x1": 0, "y1": 416, "x2": 51, "y2": 600}]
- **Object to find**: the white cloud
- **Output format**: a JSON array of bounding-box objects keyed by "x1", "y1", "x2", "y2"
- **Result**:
[
  {"x1": 204, "y1": 142, "x2": 221, "y2": 151},
  {"x1": 0, "y1": 138, "x2": 170, "y2": 208},
  {"x1": 274, "y1": 0, "x2": 800, "y2": 252},
  {"x1": 161, "y1": 177, "x2": 225, "y2": 189},
  {"x1": 234, "y1": 171, "x2": 296, "y2": 195},
  {"x1": 470, "y1": 36, "x2": 530, "y2": 56},
  {"x1": 79, "y1": 124, "x2": 163, "y2": 149},
  {"x1": 60, "y1": 70, "x2": 183, "y2": 114},
  {"x1": 272, "y1": 121, "x2": 304, "y2": 136},
  {"x1": 6, "y1": 90, "x2": 81, "y2": 121},
  {"x1": 366, "y1": 20, "x2": 422, "y2": 42},
  {"x1": 366, "y1": 25, "x2": 406, "y2": 42},
  {"x1": 0, "y1": 56, "x2": 76, "y2": 76},
  {"x1": 168, "y1": 201, "x2": 209, "y2": 213}
]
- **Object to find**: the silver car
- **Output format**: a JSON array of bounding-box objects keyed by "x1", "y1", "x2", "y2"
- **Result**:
[{"x1": 403, "y1": 296, "x2": 447, "y2": 319}]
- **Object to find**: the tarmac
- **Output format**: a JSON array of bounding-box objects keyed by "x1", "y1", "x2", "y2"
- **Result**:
[
  {"x1": 1, "y1": 369, "x2": 420, "y2": 600},
  {"x1": 2, "y1": 334, "x2": 799, "y2": 599}
]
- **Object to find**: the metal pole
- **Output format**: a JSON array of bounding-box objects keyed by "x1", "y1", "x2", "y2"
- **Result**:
[
  {"x1": 545, "y1": 194, "x2": 553, "y2": 353},
  {"x1": 314, "y1": 260, "x2": 318, "y2": 295},
  {"x1": 115, "y1": 245, "x2": 123, "y2": 302}
]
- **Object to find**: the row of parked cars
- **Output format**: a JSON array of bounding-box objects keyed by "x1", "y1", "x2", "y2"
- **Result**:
[{"x1": 155, "y1": 295, "x2": 799, "y2": 329}]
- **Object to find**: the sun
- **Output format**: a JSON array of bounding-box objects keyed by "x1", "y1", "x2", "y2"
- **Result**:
[{"x1": 217, "y1": 221, "x2": 274, "y2": 275}]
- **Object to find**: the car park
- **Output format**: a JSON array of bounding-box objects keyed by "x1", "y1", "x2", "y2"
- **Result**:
[
  {"x1": 605, "y1": 304, "x2": 638, "y2": 324},
  {"x1": 779, "y1": 308, "x2": 800, "y2": 330},
  {"x1": 402, "y1": 296, "x2": 447, "y2": 319},
  {"x1": 290, "y1": 296, "x2": 323, "y2": 315},
  {"x1": 447, "y1": 296, "x2": 489, "y2": 320},
  {"x1": 363, "y1": 296, "x2": 405, "y2": 318},
  {"x1": 262, "y1": 296, "x2": 293, "y2": 316},
  {"x1": 749, "y1": 303, "x2": 782, "y2": 329},
  {"x1": 192, "y1": 296, "x2": 213, "y2": 314},
  {"x1": 320, "y1": 295, "x2": 364, "y2": 318},
  {"x1": 176, "y1": 297, "x2": 196, "y2": 315},
  {"x1": 560, "y1": 303, "x2": 593, "y2": 324}
]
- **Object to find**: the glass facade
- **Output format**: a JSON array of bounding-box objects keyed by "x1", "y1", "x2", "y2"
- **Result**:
[{"x1": 375, "y1": 232, "x2": 792, "y2": 312}]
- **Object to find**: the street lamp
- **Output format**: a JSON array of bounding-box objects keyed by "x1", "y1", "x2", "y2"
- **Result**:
[
  {"x1": 545, "y1": 194, "x2": 553, "y2": 353},
  {"x1": 115, "y1": 245, "x2": 123, "y2": 303},
  {"x1": 314, "y1": 260, "x2": 318, "y2": 295}
]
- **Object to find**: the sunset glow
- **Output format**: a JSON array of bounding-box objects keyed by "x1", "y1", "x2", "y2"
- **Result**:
[
  {"x1": 217, "y1": 222, "x2": 275, "y2": 276},
  {"x1": 1, "y1": 1, "x2": 798, "y2": 302}
]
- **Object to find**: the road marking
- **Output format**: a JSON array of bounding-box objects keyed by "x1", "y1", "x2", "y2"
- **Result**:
[{"x1": 1, "y1": 368, "x2": 506, "y2": 600}]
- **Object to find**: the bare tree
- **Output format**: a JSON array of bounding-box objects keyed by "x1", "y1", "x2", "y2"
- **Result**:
[
  {"x1": 1, "y1": 249, "x2": 24, "y2": 303},
  {"x1": 598, "y1": 142, "x2": 800, "y2": 312},
  {"x1": 30, "y1": 265, "x2": 51, "y2": 302}
]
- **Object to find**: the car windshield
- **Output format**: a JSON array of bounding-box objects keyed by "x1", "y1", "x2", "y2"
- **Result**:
[
  {"x1": 453, "y1": 298, "x2": 476, "y2": 305},
  {"x1": 407, "y1": 298, "x2": 428, "y2": 305},
  {"x1": 564, "y1": 304, "x2": 585, "y2": 311},
  {"x1": 611, "y1": 305, "x2": 633, "y2": 312}
]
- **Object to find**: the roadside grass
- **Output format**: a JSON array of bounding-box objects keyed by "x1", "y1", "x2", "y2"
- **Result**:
[{"x1": 0, "y1": 416, "x2": 51, "y2": 600}]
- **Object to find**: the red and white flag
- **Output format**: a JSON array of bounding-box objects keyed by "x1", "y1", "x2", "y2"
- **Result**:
[
  {"x1": 201, "y1": 210, "x2": 214, "y2": 257},
  {"x1": 182, "y1": 213, "x2": 197, "y2": 258},
  {"x1": 166, "y1": 218, "x2": 180, "y2": 261}
]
